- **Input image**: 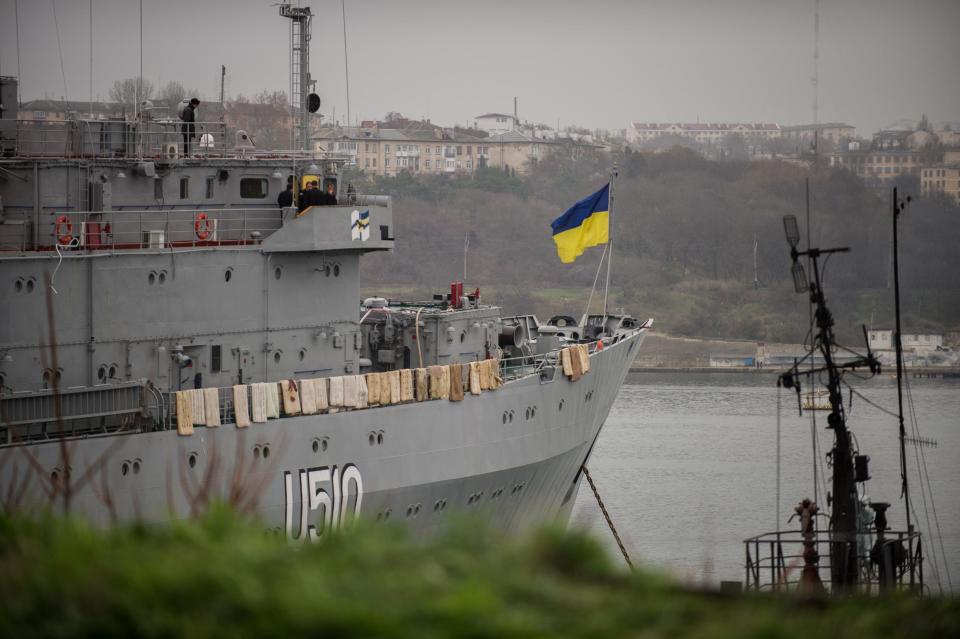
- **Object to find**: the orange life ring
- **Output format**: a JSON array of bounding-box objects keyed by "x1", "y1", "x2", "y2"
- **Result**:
[
  {"x1": 55, "y1": 214, "x2": 74, "y2": 244},
  {"x1": 194, "y1": 212, "x2": 212, "y2": 240},
  {"x1": 596, "y1": 340, "x2": 604, "y2": 351}
]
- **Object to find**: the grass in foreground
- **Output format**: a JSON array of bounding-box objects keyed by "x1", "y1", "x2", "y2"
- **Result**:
[{"x1": 1, "y1": 507, "x2": 957, "y2": 638}]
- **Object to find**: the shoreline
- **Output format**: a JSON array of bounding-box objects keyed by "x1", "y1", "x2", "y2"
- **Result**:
[{"x1": 629, "y1": 365, "x2": 960, "y2": 378}]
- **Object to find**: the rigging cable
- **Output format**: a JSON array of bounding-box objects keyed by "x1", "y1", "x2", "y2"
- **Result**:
[
  {"x1": 582, "y1": 243, "x2": 608, "y2": 320},
  {"x1": 14, "y1": 0, "x2": 22, "y2": 105},
  {"x1": 51, "y1": 0, "x2": 68, "y2": 100},
  {"x1": 904, "y1": 372, "x2": 952, "y2": 592},
  {"x1": 341, "y1": 0, "x2": 351, "y2": 128}
]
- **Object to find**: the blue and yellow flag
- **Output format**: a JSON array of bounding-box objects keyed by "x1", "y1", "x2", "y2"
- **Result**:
[{"x1": 550, "y1": 183, "x2": 609, "y2": 263}]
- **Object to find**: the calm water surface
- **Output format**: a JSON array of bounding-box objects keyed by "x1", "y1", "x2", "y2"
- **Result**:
[{"x1": 571, "y1": 372, "x2": 960, "y2": 593}]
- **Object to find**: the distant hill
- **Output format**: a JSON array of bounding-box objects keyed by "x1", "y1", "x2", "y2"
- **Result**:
[{"x1": 350, "y1": 148, "x2": 960, "y2": 343}]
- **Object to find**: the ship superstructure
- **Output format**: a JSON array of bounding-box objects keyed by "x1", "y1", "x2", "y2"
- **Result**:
[{"x1": 0, "y1": 5, "x2": 649, "y2": 536}]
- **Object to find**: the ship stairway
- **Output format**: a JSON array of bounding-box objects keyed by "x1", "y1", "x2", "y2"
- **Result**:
[{"x1": 1, "y1": 380, "x2": 160, "y2": 445}]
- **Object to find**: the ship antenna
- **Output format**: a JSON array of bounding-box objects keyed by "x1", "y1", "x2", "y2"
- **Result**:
[{"x1": 891, "y1": 187, "x2": 911, "y2": 535}]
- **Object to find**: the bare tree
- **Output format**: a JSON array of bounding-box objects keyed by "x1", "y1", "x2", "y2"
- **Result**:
[
  {"x1": 157, "y1": 81, "x2": 199, "y2": 112},
  {"x1": 108, "y1": 77, "x2": 155, "y2": 107}
]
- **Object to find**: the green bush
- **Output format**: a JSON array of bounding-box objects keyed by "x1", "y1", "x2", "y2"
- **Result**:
[{"x1": 1, "y1": 508, "x2": 957, "y2": 638}]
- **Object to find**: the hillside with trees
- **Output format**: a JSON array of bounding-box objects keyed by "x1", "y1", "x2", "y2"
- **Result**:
[{"x1": 347, "y1": 148, "x2": 960, "y2": 344}]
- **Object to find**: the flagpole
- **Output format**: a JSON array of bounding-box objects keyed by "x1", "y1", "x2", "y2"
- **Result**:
[{"x1": 602, "y1": 165, "x2": 618, "y2": 316}]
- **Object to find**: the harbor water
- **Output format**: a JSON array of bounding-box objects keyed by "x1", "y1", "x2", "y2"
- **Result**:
[{"x1": 571, "y1": 372, "x2": 960, "y2": 593}]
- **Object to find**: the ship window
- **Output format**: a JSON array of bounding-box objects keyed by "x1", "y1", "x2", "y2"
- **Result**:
[
  {"x1": 211, "y1": 345, "x2": 222, "y2": 373},
  {"x1": 180, "y1": 177, "x2": 189, "y2": 199},
  {"x1": 154, "y1": 178, "x2": 163, "y2": 200},
  {"x1": 240, "y1": 178, "x2": 268, "y2": 199},
  {"x1": 205, "y1": 176, "x2": 215, "y2": 199}
]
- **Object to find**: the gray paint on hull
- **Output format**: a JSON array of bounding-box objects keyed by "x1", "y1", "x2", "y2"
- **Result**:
[{"x1": 0, "y1": 330, "x2": 644, "y2": 535}]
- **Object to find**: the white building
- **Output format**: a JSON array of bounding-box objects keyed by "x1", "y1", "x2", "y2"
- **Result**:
[
  {"x1": 474, "y1": 113, "x2": 518, "y2": 135},
  {"x1": 868, "y1": 329, "x2": 944, "y2": 353},
  {"x1": 626, "y1": 122, "x2": 781, "y2": 145}
]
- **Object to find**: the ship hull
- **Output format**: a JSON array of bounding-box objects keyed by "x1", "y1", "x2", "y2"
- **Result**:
[{"x1": 1, "y1": 330, "x2": 644, "y2": 537}]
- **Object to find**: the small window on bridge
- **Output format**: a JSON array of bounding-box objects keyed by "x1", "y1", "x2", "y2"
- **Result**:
[
  {"x1": 240, "y1": 178, "x2": 268, "y2": 199},
  {"x1": 180, "y1": 177, "x2": 189, "y2": 200}
]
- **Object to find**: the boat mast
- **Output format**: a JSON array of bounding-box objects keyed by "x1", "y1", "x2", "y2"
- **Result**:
[
  {"x1": 892, "y1": 187, "x2": 912, "y2": 535},
  {"x1": 280, "y1": 2, "x2": 313, "y2": 152},
  {"x1": 782, "y1": 215, "x2": 875, "y2": 592}
]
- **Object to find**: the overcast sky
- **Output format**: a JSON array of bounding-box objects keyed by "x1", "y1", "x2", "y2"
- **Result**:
[{"x1": 2, "y1": 0, "x2": 958, "y2": 135}]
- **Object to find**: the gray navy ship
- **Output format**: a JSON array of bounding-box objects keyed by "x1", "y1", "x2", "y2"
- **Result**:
[{"x1": 0, "y1": 4, "x2": 650, "y2": 540}]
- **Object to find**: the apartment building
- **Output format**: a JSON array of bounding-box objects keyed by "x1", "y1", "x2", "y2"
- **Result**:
[
  {"x1": 920, "y1": 165, "x2": 960, "y2": 204},
  {"x1": 626, "y1": 122, "x2": 781, "y2": 145},
  {"x1": 316, "y1": 125, "x2": 596, "y2": 176},
  {"x1": 781, "y1": 122, "x2": 856, "y2": 146}
]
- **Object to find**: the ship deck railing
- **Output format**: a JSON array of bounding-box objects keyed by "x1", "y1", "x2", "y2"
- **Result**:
[
  {"x1": 5, "y1": 207, "x2": 284, "y2": 253},
  {"x1": 7, "y1": 118, "x2": 342, "y2": 161},
  {"x1": 743, "y1": 529, "x2": 924, "y2": 595}
]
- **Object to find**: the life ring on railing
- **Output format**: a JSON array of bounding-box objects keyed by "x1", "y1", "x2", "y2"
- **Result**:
[
  {"x1": 595, "y1": 340, "x2": 604, "y2": 351},
  {"x1": 54, "y1": 215, "x2": 74, "y2": 245},
  {"x1": 194, "y1": 212, "x2": 213, "y2": 240}
]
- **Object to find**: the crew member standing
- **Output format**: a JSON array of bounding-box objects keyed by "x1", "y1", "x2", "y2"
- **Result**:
[
  {"x1": 180, "y1": 98, "x2": 200, "y2": 154},
  {"x1": 277, "y1": 177, "x2": 294, "y2": 209}
]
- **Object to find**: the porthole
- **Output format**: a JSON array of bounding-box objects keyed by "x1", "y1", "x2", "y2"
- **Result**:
[
  {"x1": 42, "y1": 370, "x2": 51, "y2": 383},
  {"x1": 324, "y1": 264, "x2": 331, "y2": 277},
  {"x1": 158, "y1": 271, "x2": 166, "y2": 285},
  {"x1": 508, "y1": 410, "x2": 514, "y2": 423},
  {"x1": 273, "y1": 351, "x2": 281, "y2": 363},
  {"x1": 132, "y1": 459, "x2": 141, "y2": 475},
  {"x1": 13, "y1": 278, "x2": 23, "y2": 292},
  {"x1": 531, "y1": 406, "x2": 536, "y2": 418},
  {"x1": 298, "y1": 348, "x2": 306, "y2": 362},
  {"x1": 321, "y1": 438, "x2": 328, "y2": 452},
  {"x1": 188, "y1": 452, "x2": 198, "y2": 468},
  {"x1": 460, "y1": 332, "x2": 466, "y2": 343},
  {"x1": 502, "y1": 412, "x2": 507, "y2": 425},
  {"x1": 312, "y1": 439, "x2": 320, "y2": 453},
  {"x1": 262, "y1": 445, "x2": 270, "y2": 459},
  {"x1": 148, "y1": 272, "x2": 156, "y2": 285},
  {"x1": 274, "y1": 266, "x2": 283, "y2": 280},
  {"x1": 50, "y1": 469, "x2": 59, "y2": 482},
  {"x1": 97, "y1": 365, "x2": 107, "y2": 382},
  {"x1": 368, "y1": 432, "x2": 376, "y2": 446},
  {"x1": 224, "y1": 268, "x2": 233, "y2": 282},
  {"x1": 406, "y1": 506, "x2": 413, "y2": 518},
  {"x1": 525, "y1": 407, "x2": 531, "y2": 420},
  {"x1": 333, "y1": 264, "x2": 340, "y2": 277},
  {"x1": 377, "y1": 431, "x2": 384, "y2": 445},
  {"x1": 25, "y1": 278, "x2": 34, "y2": 293},
  {"x1": 253, "y1": 446, "x2": 261, "y2": 459},
  {"x1": 108, "y1": 364, "x2": 117, "y2": 379},
  {"x1": 383, "y1": 508, "x2": 392, "y2": 520},
  {"x1": 414, "y1": 503, "x2": 421, "y2": 514},
  {"x1": 121, "y1": 461, "x2": 130, "y2": 476},
  {"x1": 559, "y1": 399, "x2": 565, "y2": 412}
]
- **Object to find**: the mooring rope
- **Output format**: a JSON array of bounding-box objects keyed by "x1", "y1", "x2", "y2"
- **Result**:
[{"x1": 582, "y1": 465, "x2": 634, "y2": 571}]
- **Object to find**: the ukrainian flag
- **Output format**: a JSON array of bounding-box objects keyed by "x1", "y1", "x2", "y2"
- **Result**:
[{"x1": 550, "y1": 183, "x2": 609, "y2": 263}]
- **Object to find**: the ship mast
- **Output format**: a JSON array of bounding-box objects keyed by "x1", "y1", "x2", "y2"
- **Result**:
[
  {"x1": 780, "y1": 215, "x2": 880, "y2": 592},
  {"x1": 280, "y1": 2, "x2": 314, "y2": 151}
]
